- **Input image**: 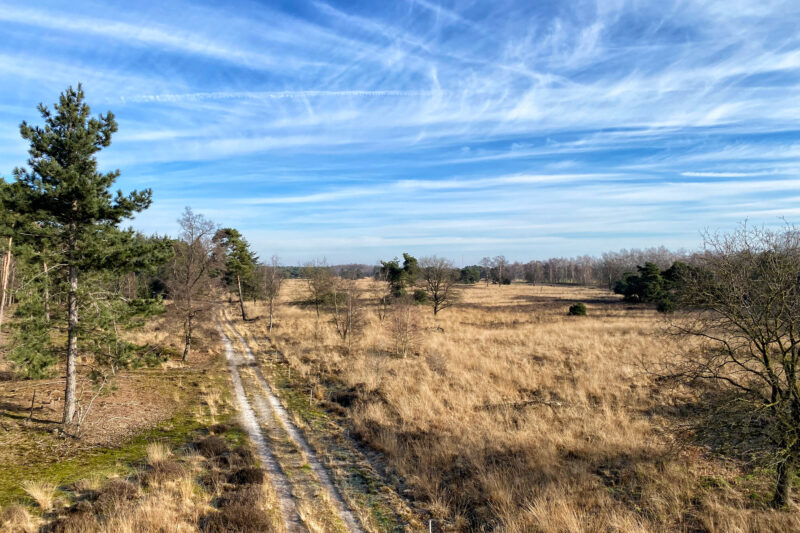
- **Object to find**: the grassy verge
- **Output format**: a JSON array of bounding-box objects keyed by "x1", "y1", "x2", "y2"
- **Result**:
[{"x1": 267, "y1": 364, "x2": 410, "y2": 532}]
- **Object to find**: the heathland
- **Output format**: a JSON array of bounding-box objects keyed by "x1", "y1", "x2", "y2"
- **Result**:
[{"x1": 2, "y1": 279, "x2": 800, "y2": 531}]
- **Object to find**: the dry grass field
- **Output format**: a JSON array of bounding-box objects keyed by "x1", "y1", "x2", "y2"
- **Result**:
[
  {"x1": 3, "y1": 279, "x2": 799, "y2": 532},
  {"x1": 236, "y1": 279, "x2": 800, "y2": 532}
]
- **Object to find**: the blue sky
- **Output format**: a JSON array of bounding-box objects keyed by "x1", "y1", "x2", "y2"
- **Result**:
[{"x1": 1, "y1": 0, "x2": 799, "y2": 264}]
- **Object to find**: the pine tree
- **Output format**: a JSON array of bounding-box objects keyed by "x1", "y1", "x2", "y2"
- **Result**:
[
  {"x1": 214, "y1": 228, "x2": 257, "y2": 320},
  {"x1": 6, "y1": 233, "x2": 59, "y2": 377},
  {"x1": 0, "y1": 179, "x2": 24, "y2": 333},
  {"x1": 378, "y1": 252, "x2": 420, "y2": 297},
  {"x1": 9, "y1": 85, "x2": 155, "y2": 426}
]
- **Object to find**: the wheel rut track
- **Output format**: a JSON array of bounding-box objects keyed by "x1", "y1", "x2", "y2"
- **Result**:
[
  {"x1": 217, "y1": 321, "x2": 305, "y2": 532},
  {"x1": 219, "y1": 315, "x2": 365, "y2": 533}
]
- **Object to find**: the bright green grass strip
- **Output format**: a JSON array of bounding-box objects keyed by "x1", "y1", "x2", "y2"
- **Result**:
[{"x1": 0, "y1": 410, "x2": 236, "y2": 507}]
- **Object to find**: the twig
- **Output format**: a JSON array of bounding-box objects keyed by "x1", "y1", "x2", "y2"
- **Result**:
[
  {"x1": 27, "y1": 389, "x2": 36, "y2": 421},
  {"x1": 76, "y1": 376, "x2": 107, "y2": 429}
]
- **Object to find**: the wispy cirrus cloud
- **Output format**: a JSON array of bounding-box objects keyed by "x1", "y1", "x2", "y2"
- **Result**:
[
  {"x1": 0, "y1": 6, "x2": 279, "y2": 68},
  {"x1": 123, "y1": 90, "x2": 440, "y2": 104},
  {"x1": 0, "y1": 0, "x2": 798, "y2": 262}
]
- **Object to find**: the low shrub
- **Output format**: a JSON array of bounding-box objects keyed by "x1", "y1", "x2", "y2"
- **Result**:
[
  {"x1": 413, "y1": 289, "x2": 429, "y2": 304},
  {"x1": 568, "y1": 302, "x2": 587, "y2": 316},
  {"x1": 230, "y1": 447, "x2": 255, "y2": 468},
  {"x1": 217, "y1": 485, "x2": 262, "y2": 508},
  {"x1": 200, "y1": 470, "x2": 227, "y2": 493},
  {"x1": 0, "y1": 504, "x2": 37, "y2": 532},
  {"x1": 209, "y1": 423, "x2": 231, "y2": 434},
  {"x1": 227, "y1": 467, "x2": 265, "y2": 486},
  {"x1": 657, "y1": 299, "x2": 675, "y2": 313},
  {"x1": 196, "y1": 436, "x2": 230, "y2": 458},
  {"x1": 199, "y1": 504, "x2": 274, "y2": 533},
  {"x1": 93, "y1": 479, "x2": 139, "y2": 513},
  {"x1": 141, "y1": 460, "x2": 185, "y2": 487},
  {"x1": 44, "y1": 505, "x2": 99, "y2": 533}
]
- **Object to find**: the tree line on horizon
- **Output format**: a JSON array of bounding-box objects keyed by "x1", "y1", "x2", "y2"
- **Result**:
[{"x1": 264, "y1": 247, "x2": 690, "y2": 289}]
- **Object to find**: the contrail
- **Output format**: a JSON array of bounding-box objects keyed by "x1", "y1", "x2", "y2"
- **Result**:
[{"x1": 122, "y1": 89, "x2": 441, "y2": 104}]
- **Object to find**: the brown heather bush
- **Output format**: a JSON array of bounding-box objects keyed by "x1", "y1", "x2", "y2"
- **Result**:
[
  {"x1": 230, "y1": 446, "x2": 255, "y2": 467},
  {"x1": 239, "y1": 279, "x2": 800, "y2": 532},
  {"x1": 196, "y1": 435, "x2": 231, "y2": 458},
  {"x1": 227, "y1": 467, "x2": 265, "y2": 485},
  {"x1": 92, "y1": 479, "x2": 139, "y2": 513},
  {"x1": 44, "y1": 503, "x2": 100, "y2": 533},
  {"x1": 199, "y1": 504, "x2": 276, "y2": 533},
  {"x1": 199, "y1": 484, "x2": 276, "y2": 533},
  {"x1": 140, "y1": 460, "x2": 185, "y2": 487}
]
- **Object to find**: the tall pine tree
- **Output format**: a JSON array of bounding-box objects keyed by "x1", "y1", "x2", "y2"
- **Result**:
[
  {"x1": 10, "y1": 85, "x2": 154, "y2": 426},
  {"x1": 213, "y1": 228, "x2": 257, "y2": 320},
  {"x1": 0, "y1": 179, "x2": 24, "y2": 333}
]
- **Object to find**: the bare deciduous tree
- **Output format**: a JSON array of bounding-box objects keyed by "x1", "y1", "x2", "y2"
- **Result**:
[
  {"x1": 302, "y1": 259, "x2": 334, "y2": 345},
  {"x1": 419, "y1": 256, "x2": 458, "y2": 315},
  {"x1": 386, "y1": 296, "x2": 423, "y2": 358},
  {"x1": 493, "y1": 255, "x2": 509, "y2": 285},
  {"x1": 669, "y1": 224, "x2": 800, "y2": 507},
  {"x1": 167, "y1": 207, "x2": 217, "y2": 361},
  {"x1": 480, "y1": 256, "x2": 492, "y2": 287},
  {"x1": 260, "y1": 255, "x2": 284, "y2": 334},
  {"x1": 331, "y1": 278, "x2": 365, "y2": 351},
  {"x1": 302, "y1": 259, "x2": 334, "y2": 319}
]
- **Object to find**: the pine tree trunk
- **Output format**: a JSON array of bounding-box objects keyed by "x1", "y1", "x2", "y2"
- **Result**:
[
  {"x1": 182, "y1": 314, "x2": 192, "y2": 361},
  {"x1": 773, "y1": 457, "x2": 794, "y2": 508},
  {"x1": 0, "y1": 237, "x2": 12, "y2": 331},
  {"x1": 43, "y1": 261, "x2": 50, "y2": 323},
  {"x1": 6, "y1": 261, "x2": 14, "y2": 307},
  {"x1": 237, "y1": 274, "x2": 247, "y2": 320},
  {"x1": 64, "y1": 261, "x2": 78, "y2": 426}
]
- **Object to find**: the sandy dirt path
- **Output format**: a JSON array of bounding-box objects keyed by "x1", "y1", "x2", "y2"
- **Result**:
[
  {"x1": 219, "y1": 316, "x2": 364, "y2": 533},
  {"x1": 217, "y1": 322, "x2": 306, "y2": 533}
]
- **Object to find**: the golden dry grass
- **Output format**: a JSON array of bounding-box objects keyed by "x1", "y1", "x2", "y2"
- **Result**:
[
  {"x1": 20, "y1": 481, "x2": 57, "y2": 512},
  {"x1": 145, "y1": 442, "x2": 172, "y2": 465},
  {"x1": 0, "y1": 504, "x2": 37, "y2": 533},
  {"x1": 237, "y1": 279, "x2": 799, "y2": 532}
]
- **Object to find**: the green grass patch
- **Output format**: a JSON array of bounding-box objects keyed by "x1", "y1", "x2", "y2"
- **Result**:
[{"x1": 0, "y1": 410, "x2": 214, "y2": 507}]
